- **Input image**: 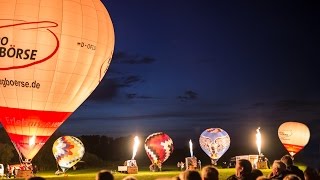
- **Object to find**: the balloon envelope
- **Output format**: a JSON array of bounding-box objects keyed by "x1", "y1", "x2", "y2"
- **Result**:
[
  {"x1": 278, "y1": 121, "x2": 310, "y2": 156},
  {"x1": 0, "y1": 0, "x2": 114, "y2": 160},
  {"x1": 199, "y1": 128, "x2": 230, "y2": 163},
  {"x1": 53, "y1": 136, "x2": 85, "y2": 172},
  {"x1": 144, "y1": 132, "x2": 174, "y2": 165}
]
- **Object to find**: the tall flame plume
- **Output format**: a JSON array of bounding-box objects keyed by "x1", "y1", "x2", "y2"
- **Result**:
[
  {"x1": 132, "y1": 136, "x2": 140, "y2": 160},
  {"x1": 256, "y1": 127, "x2": 262, "y2": 155},
  {"x1": 189, "y1": 139, "x2": 193, "y2": 157}
]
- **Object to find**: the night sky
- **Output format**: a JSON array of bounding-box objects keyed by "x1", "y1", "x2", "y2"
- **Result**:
[{"x1": 59, "y1": 1, "x2": 319, "y2": 165}]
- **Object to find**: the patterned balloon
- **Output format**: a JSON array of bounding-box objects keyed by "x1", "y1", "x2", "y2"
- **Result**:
[
  {"x1": 0, "y1": 0, "x2": 114, "y2": 160},
  {"x1": 144, "y1": 132, "x2": 174, "y2": 166},
  {"x1": 199, "y1": 128, "x2": 230, "y2": 165},
  {"x1": 278, "y1": 121, "x2": 310, "y2": 157},
  {"x1": 52, "y1": 136, "x2": 85, "y2": 172}
]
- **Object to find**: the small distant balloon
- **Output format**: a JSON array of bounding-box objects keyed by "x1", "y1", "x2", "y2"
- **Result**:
[
  {"x1": 52, "y1": 136, "x2": 85, "y2": 172},
  {"x1": 199, "y1": 128, "x2": 230, "y2": 165},
  {"x1": 278, "y1": 121, "x2": 310, "y2": 156},
  {"x1": 144, "y1": 132, "x2": 174, "y2": 166}
]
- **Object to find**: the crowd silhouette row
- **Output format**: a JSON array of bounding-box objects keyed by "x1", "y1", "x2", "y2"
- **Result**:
[{"x1": 25, "y1": 155, "x2": 319, "y2": 180}]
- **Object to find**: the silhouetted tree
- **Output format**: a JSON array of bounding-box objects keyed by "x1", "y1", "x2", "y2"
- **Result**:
[
  {"x1": 0, "y1": 143, "x2": 14, "y2": 164},
  {"x1": 33, "y1": 131, "x2": 63, "y2": 170}
]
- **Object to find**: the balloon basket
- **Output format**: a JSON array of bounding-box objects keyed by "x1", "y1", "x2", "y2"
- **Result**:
[
  {"x1": 257, "y1": 161, "x2": 268, "y2": 169},
  {"x1": 127, "y1": 167, "x2": 138, "y2": 174},
  {"x1": 16, "y1": 170, "x2": 33, "y2": 179},
  {"x1": 185, "y1": 157, "x2": 198, "y2": 170},
  {"x1": 117, "y1": 160, "x2": 138, "y2": 174}
]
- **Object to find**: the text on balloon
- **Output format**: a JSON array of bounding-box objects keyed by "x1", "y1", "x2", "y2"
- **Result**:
[
  {"x1": 0, "y1": 78, "x2": 40, "y2": 89},
  {"x1": 0, "y1": 36, "x2": 38, "y2": 60}
]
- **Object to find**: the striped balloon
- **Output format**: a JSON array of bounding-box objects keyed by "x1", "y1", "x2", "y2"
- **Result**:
[
  {"x1": 52, "y1": 136, "x2": 85, "y2": 172},
  {"x1": 144, "y1": 132, "x2": 174, "y2": 166}
]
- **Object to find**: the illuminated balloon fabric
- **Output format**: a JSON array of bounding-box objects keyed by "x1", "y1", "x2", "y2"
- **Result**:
[
  {"x1": 144, "y1": 132, "x2": 174, "y2": 164},
  {"x1": 278, "y1": 121, "x2": 310, "y2": 156},
  {"x1": 52, "y1": 136, "x2": 85, "y2": 172},
  {"x1": 0, "y1": 1, "x2": 114, "y2": 160},
  {"x1": 199, "y1": 128, "x2": 230, "y2": 162}
]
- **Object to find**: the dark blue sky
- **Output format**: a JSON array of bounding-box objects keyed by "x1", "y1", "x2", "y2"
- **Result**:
[{"x1": 60, "y1": 0, "x2": 319, "y2": 164}]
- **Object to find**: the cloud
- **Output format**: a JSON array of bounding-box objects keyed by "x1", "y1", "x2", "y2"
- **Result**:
[
  {"x1": 245, "y1": 99, "x2": 320, "y2": 121},
  {"x1": 86, "y1": 51, "x2": 152, "y2": 102},
  {"x1": 251, "y1": 102, "x2": 266, "y2": 108},
  {"x1": 274, "y1": 99, "x2": 320, "y2": 112},
  {"x1": 88, "y1": 78, "x2": 119, "y2": 101},
  {"x1": 112, "y1": 51, "x2": 156, "y2": 64},
  {"x1": 88, "y1": 75, "x2": 144, "y2": 101},
  {"x1": 177, "y1": 90, "x2": 198, "y2": 101},
  {"x1": 248, "y1": 99, "x2": 320, "y2": 112},
  {"x1": 118, "y1": 75, "x2": 143, "y2": 87},
  {"x1": 68, "y1": 110, "x2": 240, "y2": 123},
  {"x1": 126, "y1": 93, "x2": 156, "y2": 100}
]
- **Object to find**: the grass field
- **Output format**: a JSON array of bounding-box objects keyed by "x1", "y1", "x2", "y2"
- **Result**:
[{"x1": 9, "y1": 168, "x2": 274, "y2": 180}]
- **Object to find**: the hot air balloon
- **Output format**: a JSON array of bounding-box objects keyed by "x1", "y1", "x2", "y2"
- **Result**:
[
  {"x1": 52, "y1": 136, "x2": 85, "y2": 173},
  {"x1": 144, "y1": 132, "x2": 174, "y2": 171},
  {"x1": 199, "y1": 128, "x2": 230, "y2": 165},
  {"x1": 278, "y1": 121, "x2": 310, "y2": 157},
  {"x1": 0, "y1": 0, "x2": 114, "y2": 163}
]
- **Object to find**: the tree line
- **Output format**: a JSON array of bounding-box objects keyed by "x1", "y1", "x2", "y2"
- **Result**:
[{"x1": 0, "y1": 128, "x2": 197, "y2": 171}]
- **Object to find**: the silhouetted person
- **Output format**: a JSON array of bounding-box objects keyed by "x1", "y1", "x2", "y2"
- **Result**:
[
  {"x1": 12, "y1": 167, "x2": 16, "y2": 178},
  {"x1": 227, "y1": 159, "x2": 255, "y2": 180},
  {"x1": 28, "y1": 177, "x2": 46, "y2": 180},
  {"x1": 252, "y1": 169, "x2": 264, "y2": 179},
  {"x1": 179, "y1": 170, "x2": 202, "y2": 180},
  {"x1": 96, "y1": 170, "x2": 114, "y2": 180},
  {"x1": 201, "y1": 165, "x2": 219, "y2": 180},
  {"x1": 283, "y1": 174, "x2": 301, "y2": 180},
  {"x1": 256, "y1": 176, "x2": 269, "y2": 180},
  {"x1": 123, "y1": 175, "x2": 137, "y2": 180},
  {"x1": 281, "y1": 155, "x2": 304, "y2": 180},
  {"x1": 304, "y1": 166, "x2": 320, "y2": 180},
  {"x1": 33, "y1": 165, "x2": 38, "y2": 174},
  {"x1": 268, "y1": 160, "x2": 288, "y2": 180}
]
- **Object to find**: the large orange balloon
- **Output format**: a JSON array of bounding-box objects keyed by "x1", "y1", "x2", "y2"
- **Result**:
[
  {"x1": 278, "y1": 121, "x2": 310, "y2": 156},
  {"x1": 0, "y1": 0, "x2": 114, "y2": 160}
]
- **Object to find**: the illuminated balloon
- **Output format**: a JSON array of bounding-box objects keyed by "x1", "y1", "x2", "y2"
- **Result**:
[
  {"x1": 144, "y1": 132, "x2": 174, "y2": 166},
  {"x1": 52, "y1": 136, "x2": 85, "y2": 172},
  {"x1": 0, "y1": 0, "x2": 114, "y2": 161},
  {"x1": 278, "y1": 121, "x2": 310, "y2": 156},
  {"x1": 199, "y1": 128, "x2": 230, "y2": 165}
]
